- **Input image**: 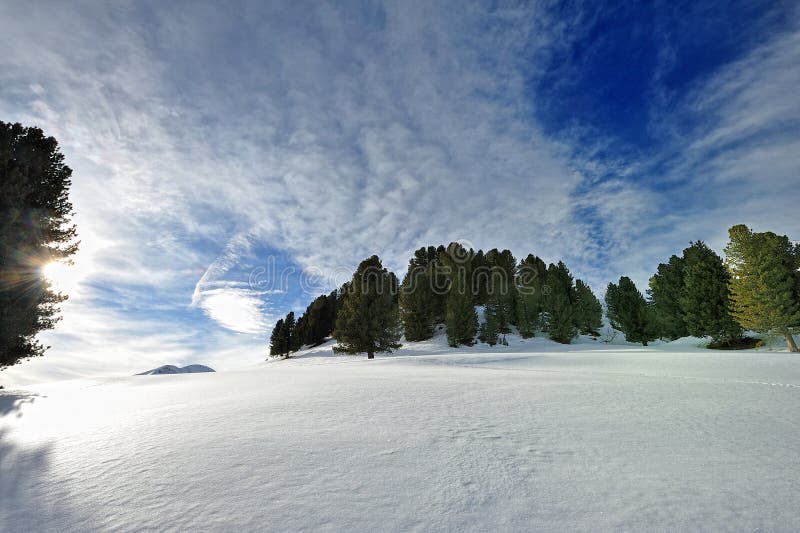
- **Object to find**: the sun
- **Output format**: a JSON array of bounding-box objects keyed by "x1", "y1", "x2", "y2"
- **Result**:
[{"x1": 42, "y1": 260, "x2": 78, "y2": 294}]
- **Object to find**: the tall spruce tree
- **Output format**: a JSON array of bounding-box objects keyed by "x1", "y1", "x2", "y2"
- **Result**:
[
  {"x1": 485, "y1": 249, "x2": 517, "y2": 332},
  {"x1": 441, "y1": 243, "x2": 477, "y2": 347},
  {"x1": 648, "y1": 255, "x2": 689, "y2": 340},
  {"x1": 725, "y1": 224, "x2": 800, "y2": 352},
  {"x1": 605, "y1": 276, "x2": 656, "y2": 346},
  {"x1": 516, "y1": 254, "x2": 547, "y2": 338},
  {"x1": 680, "y1": 241, "x2": 742, "y2": 343},
  {"x1": 543, "y1": 262, "x2": 578, "y2": 344},
  {"x1": 399, "y1": 248, "x2": 438, "y2": 341},
  {"x1": 269, "y1": 319, "x2": 285, "y2": 357},
  {"x1": 283, "y1": 311, "x2": 296, "y2": 356},
  {"x1": 1, "y1": 121, "x2": 78, "y2": 368},
  {"x1": 480, "y1": 268, "x2": 506, "y2": 345},
  {"x1": 574, "y1": 279, "x2": 602, "y2": 336},
  {"x1": 333, "y1": 255, "x2": 401, "y2": 358}
]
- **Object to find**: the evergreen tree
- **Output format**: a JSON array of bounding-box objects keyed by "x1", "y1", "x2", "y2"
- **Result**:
[
  {"x1": 1, "y1": 121, "x2": 78, "y2": 369},
  {"x1": 283, "y1": 311, "x2": 295, "y2": 356},
  {"x1": 574, "y1": 279, "x2": 602, "y2": 336},
  {"x1": 399, "y1": 249, "x2": 438, "y2": 341},
  {"x1": 680, "y1": 241, "x2": 742, "y2": 343},
  {"x1": 516, "y1": 254, "x2": 547, "y2": 338},
  {"x1": 485, "y1": 249, "x2": 517, "y2": 331},
  {"x1": 292, "y1": 312, "x2": 308, "y2": 351},
  {"x1": 333, "y1": 255, "x2": 401, "y2": 358},
  {"x1": 543, "y1": 262, "x2": 577, "y2": 344},
  {"x1": 478, "y1": 303, "x2": 499, "y2": 345},
  {"x1": 480, "y1": 268, "x2": 506, "y2": 345},
  {"x1": 441, "y1": 243, "x2": 477, "y2": 347},
  {"x1": 648, "y1": 255, "x2": 688, "y2": 340},
  {"x1": 471, "y1": 249, "x2": 488, "y2": 305},
  {"x1": 605, "y1": 277, "x2": 656, "y2": 346},
  {"x1": 725, "y1": 224, "x2": 800, "y2": 352},
  {"x1": 269, "y1": 319, "x2": 285, "y2": 357},
  {"x1": 296, "y1": 292, "x2": 338, "y2": 348}
]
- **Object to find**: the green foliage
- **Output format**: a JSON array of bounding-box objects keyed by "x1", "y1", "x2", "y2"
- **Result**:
[
  {"x1": 725, "y1": 224, "x2": 800, "y2": 352},
  {"x1": 1, "y1": 121, "x2": 78, "y2": 369},
  {"x1": 441, "y1": 243, "x2": 477, "y2": 347},
  {"x1": 606, "y1": 276, "x2": 656, "y2": 346},
  {"x1": 483, "y1": 249, "x2": 517, "y2": 332},
  {"x1": 269, "y1": 318, "x2": 285, "y2": 357},
  {"x1": 399, "y1": 248, "x2": 439, "y2": 341},
  {"x1": 680, "y1": 241, "x2": 742, "y2": 342},
  {"x1": 574, "y1": 279, "x2": 602, "y2": 336},
  {"x1": 648, "y1": 255, "x2": 688, "y2": 340},
  {"x1": 543, "y1": 262, "x2": 577, "y2": 344},
  {"x1": 268, "y1": 291, "x2": 338, "y2": 358},
  {"x1": 333, "y1": 255, "x2": 401, "y2": 358},
  {"x1": 478, "y1": 304, "x2": 499, "y2": 345},
  {"x1": 516, "y1": 254, "x2": 547, "y2": 338}
]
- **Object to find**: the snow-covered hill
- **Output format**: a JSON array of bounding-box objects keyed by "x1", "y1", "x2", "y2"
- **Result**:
[
  {"x1": 2, "y1": 334, "x2": 799, "y2": 531},
  {"x1": 136, "y1": 364, "x2": 215, "y2": 375}
]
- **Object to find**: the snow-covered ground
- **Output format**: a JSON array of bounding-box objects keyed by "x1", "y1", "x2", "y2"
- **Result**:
[{"x1": 2, "y1": 332, "x2": 800, "y2": 531}]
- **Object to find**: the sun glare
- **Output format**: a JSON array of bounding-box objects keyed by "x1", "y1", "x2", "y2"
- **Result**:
[{"x1": 42, "y1": 261, "x2": 78, "y2": 294}]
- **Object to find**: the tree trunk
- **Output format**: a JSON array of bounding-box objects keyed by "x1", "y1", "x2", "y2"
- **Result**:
[
  {"x1": 367, "y1": 350, "x2": 374, "y2": 359},
  {"x1": 782, "y1": 329, "x2": 799, "y2": 352}
]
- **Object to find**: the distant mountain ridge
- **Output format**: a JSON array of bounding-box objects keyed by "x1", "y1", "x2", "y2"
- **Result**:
[{"x1": 137, "y1": 364, "x2": 215, "y2": 376}]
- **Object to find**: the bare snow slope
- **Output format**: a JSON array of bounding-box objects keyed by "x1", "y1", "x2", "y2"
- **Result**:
[{"x1": 2, "y1": 338, "x2": 800, "y2": 531}]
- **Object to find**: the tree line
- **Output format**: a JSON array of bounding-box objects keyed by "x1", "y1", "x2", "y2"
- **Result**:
[
  {"x1": 606, "y1": 225, "x2": 800, "y2": 352},
  {"x1": 269, "y1": 242, "x2": 603, "y2": 358}
]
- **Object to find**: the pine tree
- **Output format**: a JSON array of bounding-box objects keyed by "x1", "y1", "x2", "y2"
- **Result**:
[
  {"x1": 441, "y1": 243, "x2": 477, "y2": 347},
  {"x1": 283, "y1": 311, "x2": 296, "y2": 356},
  {"x1": 485, "y1": 249, "x2": 517, "y2": 332},
  {"x1": 516, "y1": 254, "x2": 547, "y2": 338},
  {"x1": 399, "y1": 249, "x2": 438, "y2": 341},
  {"x1": 605, "y1": 277, "x2": 656, "y2": 346},
  {"x1": 543, "y1": 262, "x2": 577, "y2": 344},
  {"x1": 648, "y1": 255, "x2": 688, "y2": 340},
  {"x1": 269, "y1": 319, "x2": 285, "y2": 357},
  {"x1": 725, "y1": 224, "x2": 800, "y2": 352},
  {"x1": 574, "y1": 279, "x2": 602, "y2": 336},
  {"x1": 680, "y1": 241, "x2": 742, "y2": 343},
  {"x1": 480, "y1": 267, "x2": 505, "y2": 345},
  {"x1": 471, "y1": 249, "x2": 488, "y2": 305},
  {"x1": 292, "y1": 312, "x2": 308, "y2": 351},
  {"x1": 1, "y1": 121, "x2": 78, "y2": 369},
  {"x1": 478, "y1": 303, "x2": 499, "y2": 345},
  {"x1": 333, "y1": 255, "x2": 401, "y2": 358}
]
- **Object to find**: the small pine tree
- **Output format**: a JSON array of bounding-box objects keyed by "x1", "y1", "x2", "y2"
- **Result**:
[
  {"x1": 269, "y1": 319, "x2": 285, "y2": 357},
  {"x1": 574, "y1": 279, "x2": 602, "y2": 336},
  {"x1": 605, "y1": 277, "x2": 656, "y2": 346},
  {"x1": 680, "y1": 241, "x2": 742, "y2": 343},
  {"x1": 648, "y1": 255, "x2": 689, "y2": 340},
  {"x1": 333, "y1": 255, "x2": 401, "y2": 358},
  {"x1": 543, "y1": 262, "x2": 578, "y2": 344},
  {"x1": 726, "y1": 224, "x2": 800, "y2": 352}
]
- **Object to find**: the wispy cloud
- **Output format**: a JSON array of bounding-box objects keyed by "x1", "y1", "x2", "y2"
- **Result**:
[{"x1": 0, "y1": 1, "x2": 797, "y2": 384}]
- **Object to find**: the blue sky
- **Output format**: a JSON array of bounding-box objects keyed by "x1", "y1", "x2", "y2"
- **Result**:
[{"x1": 1, "y1": 0, "x2": 798, "y2": 384}]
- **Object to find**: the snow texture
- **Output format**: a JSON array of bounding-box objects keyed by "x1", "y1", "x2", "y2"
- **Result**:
[{"x1": 2, "y1": 332, "x2": 799, "y2": 531}]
